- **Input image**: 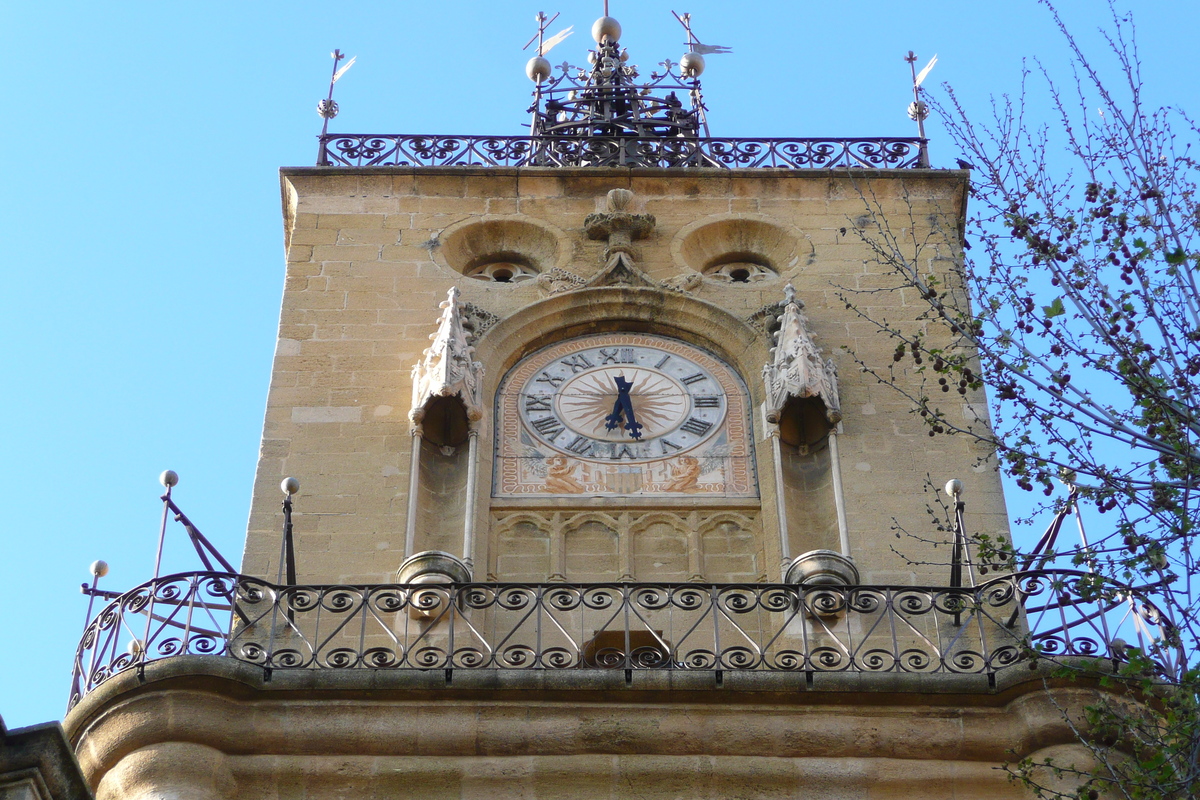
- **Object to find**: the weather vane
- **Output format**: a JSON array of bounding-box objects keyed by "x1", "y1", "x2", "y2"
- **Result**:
[
  {"x1": 523, "y1": 11, "x2": 573, "y2": 57},
  {"x1": 672, "y1": 11, "x2": 732, "y2": 57},
  {"x1": 317, "y1": 49, "x2": 356, "y2": 141},
  {"x1": 905, "y1": 51, "x2": 936, "y2": 166}
]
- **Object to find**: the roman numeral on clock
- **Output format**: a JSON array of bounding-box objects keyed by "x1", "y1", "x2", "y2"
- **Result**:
[
  {"x1": 680, "y1": 417, "x2": 713, "y2": 436},
  {"x1": 599, "y1": 348, "x2": 636, "y2": 365},
  {"x1": 694, "y1": 396, "x2": 720, "y2": 408},
  {"x1": 565, "y1": 436, "x2": 594, "y2": 456},
  {"x1": 681, "y1": 373, "x2": 706, "y2": 385},
  {"x1": 525, "y1": 395, "x2": 553, "y2": 412},
  {"x1": 612, "y1": 444, "x2": 637, "y2": 460},
  {"x1": 531, "y1": 416, "x2": 565, "y2": 438},
  {"x1": 560, "y1": 354, "x2": 594, "y2": 373},
  {"x1": 535, "y1": 371, "x2": 565, "y2": 388}
]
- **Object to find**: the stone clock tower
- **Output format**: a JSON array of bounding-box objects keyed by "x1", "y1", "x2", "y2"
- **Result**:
[{"x1": 63, "y1": 13, "x2": 1130, "y2": 800}]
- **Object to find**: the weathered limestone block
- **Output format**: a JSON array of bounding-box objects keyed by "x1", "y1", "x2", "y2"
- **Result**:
[{"x1": 95, "y1": 743, "x2": 235, "y2": 800}]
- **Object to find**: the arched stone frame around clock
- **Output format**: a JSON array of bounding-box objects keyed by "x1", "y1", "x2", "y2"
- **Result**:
[{"x1": 466, "y1": 286, "x2": 788, "y2": 581}]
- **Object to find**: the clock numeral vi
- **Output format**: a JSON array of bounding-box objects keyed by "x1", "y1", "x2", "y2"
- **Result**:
[{"x1": 612, "y1": 444, "x2": 637, "y2": 460}]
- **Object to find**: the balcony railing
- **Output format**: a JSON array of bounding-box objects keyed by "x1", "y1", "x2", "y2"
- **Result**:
[
  {"x1": 68, "y1": 569, "x2": 1181, "y2": 711},
  {"x1": 316, "y1": 134, "x2": 927, "y2": 169}
]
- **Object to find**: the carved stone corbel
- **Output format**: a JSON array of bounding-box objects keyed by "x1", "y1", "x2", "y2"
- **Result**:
[
  {"x1": 581, "y1": 189, "x2": 661, "y2": 290},
  {"x1": 584, "y1": 188, "x2": 656, "y2": 258}
]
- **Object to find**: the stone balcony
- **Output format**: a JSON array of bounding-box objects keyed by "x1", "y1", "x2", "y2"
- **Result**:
[{"x1": 68, "y1": 567, "x2": 1176, "y2": 712}]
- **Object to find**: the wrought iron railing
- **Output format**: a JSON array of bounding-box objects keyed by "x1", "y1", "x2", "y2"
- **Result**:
[
  {"x1": 68, "y1": 569, "x2": 1182, "y2": 710},
  {"x1": 316, "y1": 134, "x2": 927, "y2": 169}
]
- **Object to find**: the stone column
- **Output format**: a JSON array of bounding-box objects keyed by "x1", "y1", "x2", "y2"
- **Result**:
[
  {"x1": 404, "y1": 424, "x2": 422, "y2": 558},
  {"x1": 461, "y1": 427, "x2": 480, "y2": 569},
  {"x1": 96, "y1": 743, "x2": 235, "y2": 800}
]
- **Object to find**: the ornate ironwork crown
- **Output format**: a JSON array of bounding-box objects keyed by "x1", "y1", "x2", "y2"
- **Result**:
[
  {"x1": 527, "y1": 32, "x2": 708, "y2": 139},
  {"x1": 315, "y1": 12, "x2": 928, "y2": 169}
]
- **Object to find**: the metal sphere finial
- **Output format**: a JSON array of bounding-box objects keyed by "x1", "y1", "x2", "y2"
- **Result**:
[
  {"x1": 159, "y1": 469, "x2": 179, "y2": 488},
  {"x1": 944, "y1": 478, "x2": 964, "y2": 498},
  {"x1": 526, "y1": 56, "x2": 552, "y2": 83},
  {"x1": 592, "y1": 16, "x2": 621, "y2": 43},
  {"x1": 281, "y1": 477, "x2": 301, "y2": 496},
  {"x1": 90, "y1": 560, "x2": 110, "y2": 578},
  {"x1": 680, "y1": 52, "x2": 706, "y2": 77},
  {"x1": 317, "y1": 98, "x2": 339, "y2": 120}
]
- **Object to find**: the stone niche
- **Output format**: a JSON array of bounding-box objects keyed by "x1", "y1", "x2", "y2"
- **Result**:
[
  {"x1": 433, "y1": 216, "x2": 569, "y2": 284},
  {"x1": 672, "y1": 214, "x2": 802, "y2": 284}
]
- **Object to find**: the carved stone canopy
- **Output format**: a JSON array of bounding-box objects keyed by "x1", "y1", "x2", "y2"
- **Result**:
[
  {"x1": 763, "y1": 284, "x2": 841, "y2": 425},
  {"x1": 410, "y1": 287, "x2": 485, "y2": 426}
]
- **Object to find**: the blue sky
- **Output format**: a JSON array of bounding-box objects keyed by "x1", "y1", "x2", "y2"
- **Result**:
[{"x1": 2, "y1": 0, "x2": 1196, "y2": 727}]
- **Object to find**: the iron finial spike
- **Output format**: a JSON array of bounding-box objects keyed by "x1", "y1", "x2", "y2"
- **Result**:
[
  {"x1": 319, "y1": 48, "x2": 345, "y2": 144},
  {"x1": 905, "y1": 50, "x2": 931, "y2": 166},
  {"x1": 523, "y1": 11, "x2": 559, "y2": 52},
  {"x1": 671, "y1": 10, "x2": 697, "y2": 47}
]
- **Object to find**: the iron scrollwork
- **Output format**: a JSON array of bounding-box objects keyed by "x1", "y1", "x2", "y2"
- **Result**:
[
  {"x1": 318, "y1": 134, "x2": 925, "y2": 169},
  {"x1": 68, "y1": 569, "x2": 1182, "y2": 711}
]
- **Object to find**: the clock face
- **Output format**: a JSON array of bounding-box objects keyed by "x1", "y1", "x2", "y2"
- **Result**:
[{"x1": 495, "y1": 334, "x2": 757, "y2": 497}]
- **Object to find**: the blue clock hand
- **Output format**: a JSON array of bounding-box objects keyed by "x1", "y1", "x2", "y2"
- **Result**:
[
  {"x1": 604, "y1": 377, "x2": 628, "y2": 432},
  {"x1": 611, "y1": 375, "x2": 643, "y2": 440}
]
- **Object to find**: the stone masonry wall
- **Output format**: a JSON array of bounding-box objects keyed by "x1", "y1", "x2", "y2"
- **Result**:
[{"x1": 243, "y1": 167, "x2": 1007, "y2": 587}]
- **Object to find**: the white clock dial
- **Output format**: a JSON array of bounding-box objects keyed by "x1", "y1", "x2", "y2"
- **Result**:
[
  {"x1": 518, "y1": 342, "x2": 725, "y2": 462},
  {"x1": 496, "y1": 333, "x2": 758, "y2": 498}
]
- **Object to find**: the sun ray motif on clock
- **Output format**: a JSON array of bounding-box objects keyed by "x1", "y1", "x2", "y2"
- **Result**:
[{"x1": 557, "y1": 369, "x2": 687, "y2": 440}]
